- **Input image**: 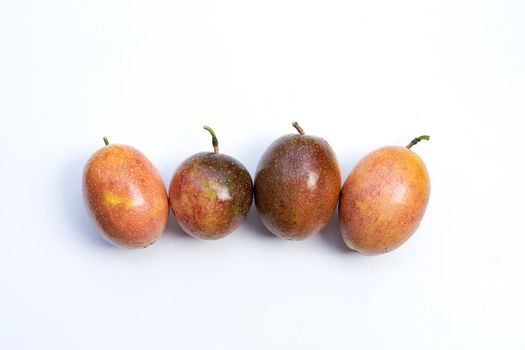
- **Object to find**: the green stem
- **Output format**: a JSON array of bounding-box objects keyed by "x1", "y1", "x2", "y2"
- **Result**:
[
  {"x1": 203, "y1": 126, "x2": 219, "y2": 153},
  {"x1": 292, "y1": 122, "x2": 305, "y2": 135},
  {"x1": 103, "y1": 136, "x2": 109, "y2": 146},
  {"x1": 406, "y1": 135, "x2": 430, "y2": 149}
]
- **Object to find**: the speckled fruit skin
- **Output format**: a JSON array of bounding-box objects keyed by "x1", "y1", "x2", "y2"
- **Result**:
[
  {"x1": 254, "y1": 134, "x2": 341, "y2": 240},
  {"x1": 339, "y1": 146, "x2": 430, "y2": 255},
  {"x1": 169, "y1": 152, "x2": 253, "y2": 239},
  {"x1": 83, "y1": 144, "x2": 169, "y2": 248}
]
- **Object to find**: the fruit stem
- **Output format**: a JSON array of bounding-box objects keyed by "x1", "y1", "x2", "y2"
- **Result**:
[
  {"x1": 406, "y1": 135, "x2": 430, "y2": 149},
  {"x1": 203, "y1": 125, "x2": 219, "y2": 153},
  {"x1": 292, "y1": 122, "x2": 305, "y2": 135},
  {"x1": 103, "y1": 136, "x2": 109, "y2": 146}
]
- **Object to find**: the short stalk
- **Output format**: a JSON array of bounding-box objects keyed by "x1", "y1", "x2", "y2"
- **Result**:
[
  {"x1": 203, "y1": 126, "x2": 219, "y2": 153},
  {"x1": 292, "y1": 122, "x2": 305, "y2": 135},
  {"x1": 406, "y1": 135, "x2": 430, "y2": 149}
]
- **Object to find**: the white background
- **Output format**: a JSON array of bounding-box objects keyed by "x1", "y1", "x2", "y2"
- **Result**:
[{"x1": 1, "y1": 0, "x2": 524, "y2": 349}]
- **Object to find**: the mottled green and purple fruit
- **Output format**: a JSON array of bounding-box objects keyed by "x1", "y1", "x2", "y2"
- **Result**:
[
  {"x1": 254, "y1": 122, "x2": 341, "y2": 240},
  {"x1": 169, "y1": 126, "x2": 253, "y2": 239}
]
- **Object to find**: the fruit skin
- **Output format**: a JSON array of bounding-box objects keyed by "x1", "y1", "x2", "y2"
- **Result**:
[
  {"x1": 254, "y1": 134, "x2": 341, "y2": 240},
  {"x1": 339, "y1": 146, "x2": 430, "y2": 255},
  {"x1": 169, "y1": 152, "x2": 253, "y2": 239},
  {"x1": 83, "y1": 144, "x2": 169, "y2": 248}
]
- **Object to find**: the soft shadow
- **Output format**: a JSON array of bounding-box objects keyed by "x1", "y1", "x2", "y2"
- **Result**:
[
  {"x1": 143, "y1": 150, "x2": 195, "y2": 241},
  {"x1": 317, "y1": 147, "x2": 364, "y2": 253},
  {"x1": 164, "y1": 210, "x2": 195, "y2": 240},
  {"x1": 319, "y1": 208, "x2": 356, "y2": 254},
  {"x1": 235, "y1": 133, "x2": 279, "y2": 240},
  {"x1": 64, "y1": 153, "x2": 112, "y2": 248},
  {"x1": 243, "y1": 205, "x2": 276, "y2": 239}
]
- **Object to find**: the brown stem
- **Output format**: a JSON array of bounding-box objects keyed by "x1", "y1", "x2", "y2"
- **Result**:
[
  {"x1": 292, "y1": 122, "x2": 305, "y2": 135},
  {"x1": 406, "y1": 135, "x2": 430, "y2": 149},
  {"x1": 203, "y1": 126, "x2": 219, "y2": 153}
]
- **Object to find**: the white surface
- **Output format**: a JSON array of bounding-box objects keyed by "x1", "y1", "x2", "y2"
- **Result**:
[{"x1": 1, "y1": 0, "x2": 524, "y2": 349}]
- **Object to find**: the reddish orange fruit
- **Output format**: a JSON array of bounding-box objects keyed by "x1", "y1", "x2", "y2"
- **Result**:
[
  {"x1": 83, "y1": 137, "x2": 168, "y2": 248},
  {"x1": 339, "y1": 136, "x2": 430, "y2": 255}
]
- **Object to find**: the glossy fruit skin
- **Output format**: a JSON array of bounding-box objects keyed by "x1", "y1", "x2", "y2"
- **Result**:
[
  {"x1": 83, "y1": 144, "x2": 169, "y2": 248},
  {"x1": 339, "y1": 146, "x2": 430, "y2": 255},
  {"x1": 169, "y1": 152, "x2": 253, "y2": 239},
  {"x1": 254, "y1": 134, "x2": 341, "y2": 240}
]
